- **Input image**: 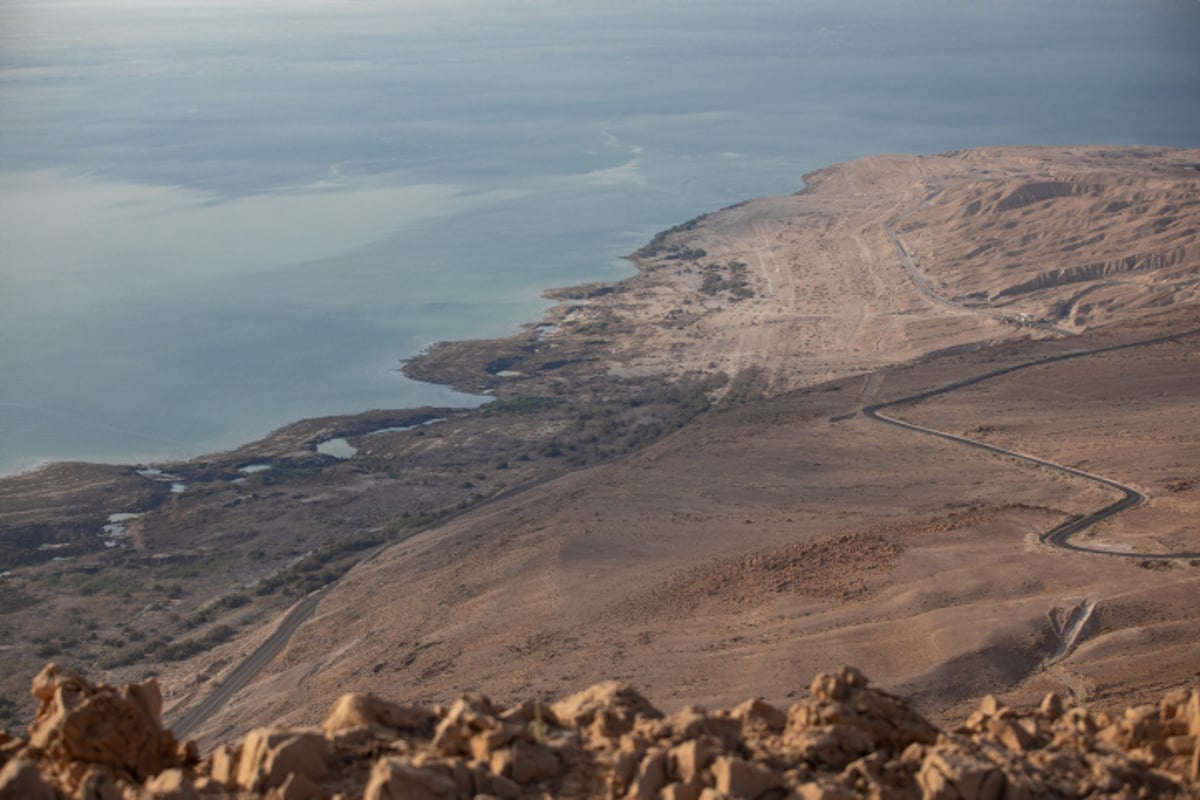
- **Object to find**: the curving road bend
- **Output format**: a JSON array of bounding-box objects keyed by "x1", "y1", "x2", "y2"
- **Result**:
[{"x1": 863, "y1": 328, "x2": 1200, "y2": 560}]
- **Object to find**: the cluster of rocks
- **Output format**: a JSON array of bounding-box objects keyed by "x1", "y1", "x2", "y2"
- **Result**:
[{"x1": 2, "y1": 664, "x2": 1198, "y2": 799}]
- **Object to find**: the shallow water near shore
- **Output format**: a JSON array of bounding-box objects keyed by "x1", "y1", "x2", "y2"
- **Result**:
[{"x1": 1, "y1": 0, "x2": 1198, "y2": 474}]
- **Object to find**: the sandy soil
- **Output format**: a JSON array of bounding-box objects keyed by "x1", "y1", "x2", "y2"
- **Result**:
[{"x1": 179, "y1": 146, "x2": 1200, "y2": 747}]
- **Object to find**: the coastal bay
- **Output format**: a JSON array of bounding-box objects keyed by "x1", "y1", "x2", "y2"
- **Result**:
[{"x1": 4, "y1": 0, "x2": 1199, "y2": 474}]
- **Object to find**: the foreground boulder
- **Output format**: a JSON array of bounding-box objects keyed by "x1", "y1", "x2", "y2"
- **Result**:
[
  {"x1": 0, "y1": 663, "x2": 195, "y2": 799},
  {"x1": 0, "y1": 664, "x2": 1196, "y2": 798}
]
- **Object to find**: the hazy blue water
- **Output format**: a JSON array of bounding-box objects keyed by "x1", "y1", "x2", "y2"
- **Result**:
[{"x1": 1, "y1": 0, "x2": 1198, "y2": 473}]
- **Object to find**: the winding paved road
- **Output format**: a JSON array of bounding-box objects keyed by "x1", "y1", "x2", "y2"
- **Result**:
[
  {"x1": 863, "y1": 328, "x2": 1200, "y2": 560},
  {"x1": 170, "y1": 587, "x2": 329, "y2": 739}
]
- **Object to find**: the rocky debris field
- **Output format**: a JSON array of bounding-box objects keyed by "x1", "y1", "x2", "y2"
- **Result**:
[{"x1": 1, "y1": 665, "x2": 1197, "y2": 799}]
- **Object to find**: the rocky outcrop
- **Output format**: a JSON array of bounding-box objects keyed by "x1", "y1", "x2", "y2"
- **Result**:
[
  {"x1": 1, "y1": 665, "x2": 1197, "y2": 798},
  {"x1": 0, "y1": 663, "x2": 195, "y2": 799}
]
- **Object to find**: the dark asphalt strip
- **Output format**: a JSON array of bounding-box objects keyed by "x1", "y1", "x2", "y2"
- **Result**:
[
  {"x1": 169, "y1": 587, "x2": 329, "y2": 739},
  {"x1": 863, "y1": 327, "x2": 1200, "y2": 560}
]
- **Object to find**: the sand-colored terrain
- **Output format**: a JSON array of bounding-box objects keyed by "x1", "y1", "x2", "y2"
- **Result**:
[
  {"x1": 194, "y1": 315, "x2": 1200, "y2": 744},
  {"x1": 2, "y1": 146, "x2": 1198, "y2": 762},
  {"x1": 163, "y1": 146, "x2": 1200, "y2": 746}
]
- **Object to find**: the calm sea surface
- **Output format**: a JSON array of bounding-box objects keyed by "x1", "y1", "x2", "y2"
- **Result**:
[{"x1": 1, "y1": 0, "x2": 1198, "y2": 473}]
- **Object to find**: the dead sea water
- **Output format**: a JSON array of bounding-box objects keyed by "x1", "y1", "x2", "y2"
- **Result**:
[{"x1": 1, "y1": 0, "x2": 1198, "y2": 473}]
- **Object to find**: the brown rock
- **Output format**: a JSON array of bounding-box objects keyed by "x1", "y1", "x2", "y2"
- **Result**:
[
  {"x1": 786, "y1": 725, "x2": 873, "y2": 770},
  {"x1": 364, "y1": 757, "x2": 457, "y2": 800},
  {"x1": 266, "y1": 733, "x2": 330, "y2": 790},
  {"x1": 1120, "y1": 703, "x2": 1163, "y2": 748},
  {"x1": 236, "y1": 729, "x2": 291, "y2": 789},
  {"x1": 985, "y1": 719, "x2": 1035, "y2": 753},
  {"x1": 809, "y1": 667, "x2": 870, "y2": 704},
  {"x1": 918, "y1": 747, "x2": 1005, "y2": 800},
  {"x1": 236, "y1": 728, "x2": 329, "y2": 792},
  {"x1": 1037, "y1": 693, "x2": 1064, "y2": 722},
  {"x1": 551, "y1": 681, "x2": 661, "y2": 739},
  {"x1": 709, "y1": 755, "x2": 781, "y2": 800},
  {"x1": 731, "y1": 698, "x2": 786, "y2": 734},
  {"x1": 25, "y1": 663, "x2": 184, "y2": 789},
  {"x1": 207, "y1": 744, "x2": 238, "y2": 788},
  {"x1": 792, "y1": 783, "x2": 857, "y2": 800},
  {"x1": 432, "y1": 694, "x2": 501, "y2": 757},
  {"x1": 76, "y1": 764, "x2": 123, "y2": 800},
  {"x1": 0, "y1": 757, "x2": 55, "y2": 800},
  {"x1": 664, "y1": 706, "x2": 742, "y2": 750},
  {"x1": 489, "y1": 747, "x2": 514, "y2": 779},
  {"x1": 321, "y1": 693, "x2": 434, "y2": 738},
  {"x1": 661, "y1": 778, "x2": 705, "y2": 800},
  {"x1": 140, "y1": 768, "x2": 197, "y2": 800},
  {"x1": 273, "y1": 770, "x2": 327, "y2": 800},
  {"x1": 498, "y1": 698, "x2": 560, "y2": 729},
  {"x1": 0, "y1": 733, "x2": 17, "y2": 772},
  {"x1": 490, "y1": 773, "x2": 521, "y2": 800},
  {"x1": 450, "y1": 760, "x2": 473, "y2": 798},
  {"x1": 468, "y1": 762, "x2": 493, "y2": 797},
  {"x1": 670, "y1": 737, "x2": 720, "y2": 784},
  {"x1": 7, "y1": 665, "x2": 1200, "y2": 800},
  {"x1": 626, "y1": 747, "x2": 668, "y2": 800},
  {"x1": 610, "y1": 751, "x2": 638, "y2": 798},
  {"x1": 789, "y1": 667, "x2": 937, "y2": 756},
  {"x1": 1164, "y1": 734, "x2": 1196, "y2": 755},
  {"x1": 510, "y1": 739, "x2": 561, "y2": 784},
  {"x1": 1160, "y1": 688, "x2": 1191, "y2": 728}
]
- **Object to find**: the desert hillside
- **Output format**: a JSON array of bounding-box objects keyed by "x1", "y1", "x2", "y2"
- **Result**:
[
  {"x1": 2, "y1": 147, "x2": 1199, "y2": 787},
  {"x1": 180, "y1": 147, "x2": 1200, "y2": 746}
]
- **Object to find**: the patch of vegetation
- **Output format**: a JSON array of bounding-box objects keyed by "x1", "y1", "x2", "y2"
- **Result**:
[
  {"x1": 0, "y1": 694, "x2": 22, "y2": 729},
  {"x1": 258, "y1": 464, "x2": 324, "y2": 484},
  {"x1": 634, "y1": 215, "x2": 706, "y2": 258},
  {"x1": 485, "y1": 355, "x2": 522, "y2": 375},
  {"x1": 252, "y1": 525, "x2": 415, "y2": 597},
  {"x1": 537, "y1": 373, "x2": 727, "y2": 466},
  {"x1": 486, "y1": 396, "x2": 561, "y2": 415},
  {"x1": 699, "y1": 261, "x2": 754, "y2": 301},
  {"x1": 0, "y1": 585, "x2": 38, "y2": 615},
  {"x1": 36, "y1": 570, "x2": 144, "y2": 598},
  {"x1": 663, "y1": 244, "x2": 707, "y2": 261},
  {"x1": 540, "y1": 358, "x2": 588, "y2": 372},
  {"x1": 389, "y1": 509, "x2": 453, "y2": 533},
  {"x1": 572, "y1": 321, "x2": 609, "y2": 336},
  {"x1": 185, "y1": 592, "x2": 250, "y2": 629},
  {"x1": 97, "y1": 624, "x2": 236, "y2": 669},
  {"x1": 718, "y1": 367, "x2": 770, "y2": 408}
]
